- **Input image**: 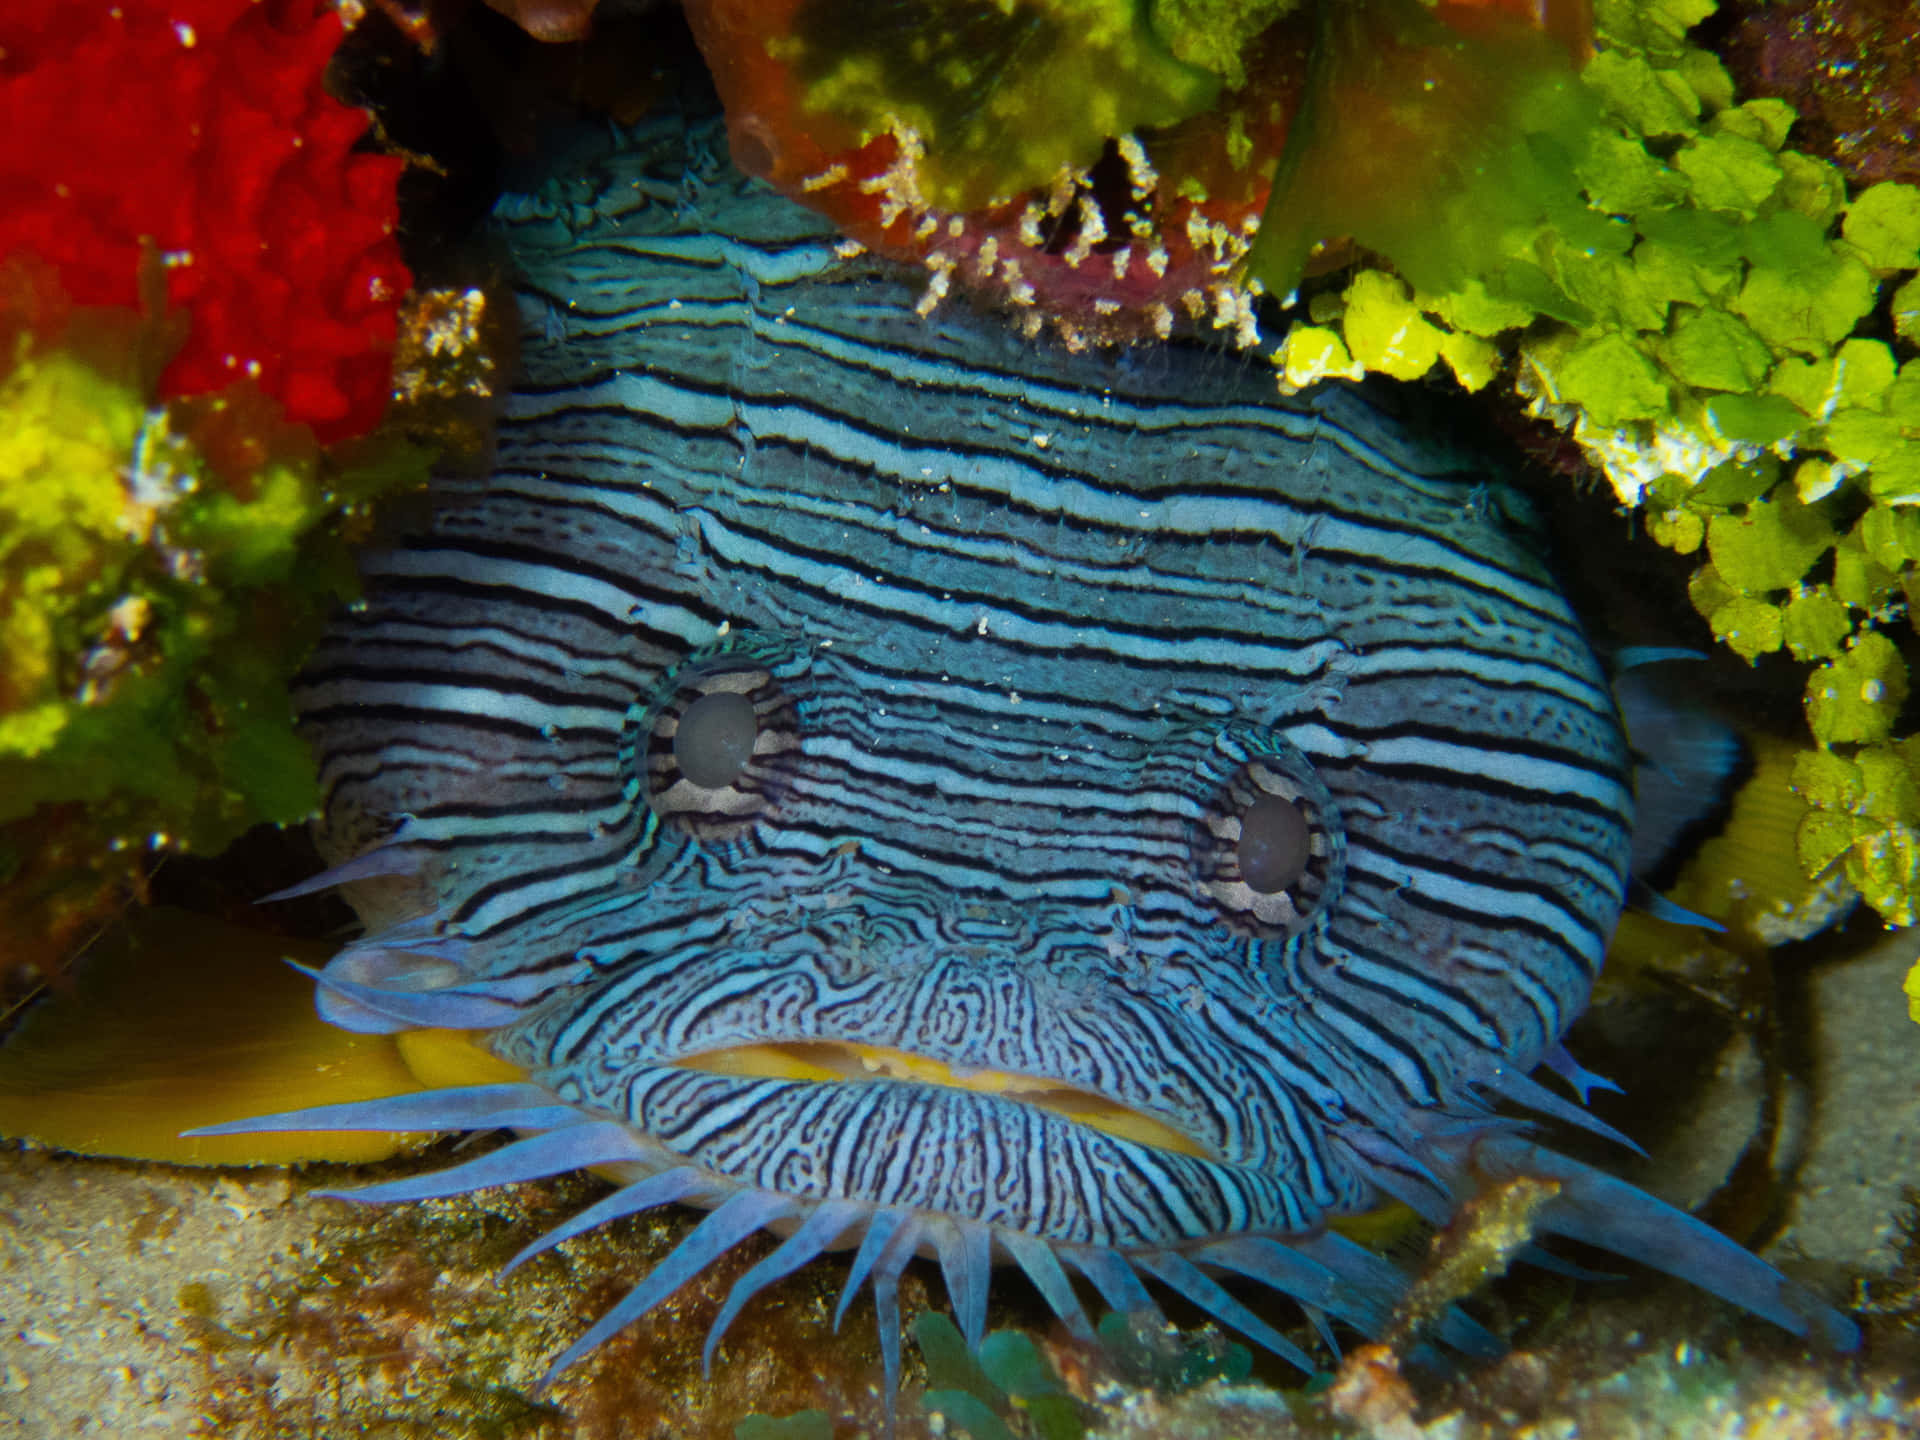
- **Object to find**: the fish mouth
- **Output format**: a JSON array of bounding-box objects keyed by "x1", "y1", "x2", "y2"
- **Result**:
[
  {"x1": 394, "y1": 1021, "x2": 1214, "y2": 1161},
  {"x1": 673, "y1": 1039, "x2": 1213, "y2": 1159},
  {"x1": 323, "y1": 939, "x2": 1213, "y2": 1162}
]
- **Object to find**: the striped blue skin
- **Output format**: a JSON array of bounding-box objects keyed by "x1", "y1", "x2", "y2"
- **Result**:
[{"x1": 201, "y1": 116, "x2": 1857, "y2": 1411}]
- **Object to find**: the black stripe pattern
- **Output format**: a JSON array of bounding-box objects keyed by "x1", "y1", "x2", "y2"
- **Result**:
[{"x1": 239, "y1": 114, "x2": 1855, "y2": 1408}]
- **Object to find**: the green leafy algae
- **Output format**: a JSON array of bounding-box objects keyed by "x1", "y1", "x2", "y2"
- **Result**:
[
  {"x1": 1541, "y1": 330, "x2": 1671, "y2": 427},
  {"x1": 1806, "y1": 632, "x2": 1908, "y2": 745},
  {"x1": 1843, "y1": 181, "x2": 1920, "y2": 271},
  {"x1": 1261, "y1": 0, "x2": 1920, "y2": 939},
  {"x1": 1340, "y1": 271, "x2": 1446, "y2": 381},
  {"x1": 910, "y1": 1312, "x2": 1091, "y2": 1440},
  {"x1": 1248, "y1": 0, "x2": 1603, "y2": 302}
]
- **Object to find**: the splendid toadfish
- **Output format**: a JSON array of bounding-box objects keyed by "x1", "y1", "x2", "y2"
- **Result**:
[{"x1": 197, "y1": 112, "x2": 1858, "y2": 1415}]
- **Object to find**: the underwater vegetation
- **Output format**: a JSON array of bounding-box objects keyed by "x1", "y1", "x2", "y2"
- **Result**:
[
  {"x1": 673, "y1": 0, "x2": 1920, "y2": 957},
  {"x1": 0, "y1": 0, "x2": 433, "y2": 980},
  {"x1": 682, "y1": 0, "x2": 1599, "y2": 345},
  {"x1": 0, "y1": 256, "x2": 426, "y2": 984},
  {"x1": 0, "y1": 2, "x2": 1916, "y2": 1437}
]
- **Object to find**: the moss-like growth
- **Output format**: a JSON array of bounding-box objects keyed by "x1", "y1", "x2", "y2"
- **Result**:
[
  {"x1": 735, "y1": 1411, "x2": 836, "y2": 1440},
  {"x1": 1247, "y1": 0, "x2": 1601, "y2": 304}
]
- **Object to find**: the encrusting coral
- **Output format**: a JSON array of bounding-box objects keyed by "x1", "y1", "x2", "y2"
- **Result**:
[{"x1": 683, "y1": 0, "x2": 1300, "y2": 346}]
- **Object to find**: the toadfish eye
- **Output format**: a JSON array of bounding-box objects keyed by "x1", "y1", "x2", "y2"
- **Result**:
[
  {"x1": 1190, "y1": 728, "x2": 1345, "y2": 939},
  {"x1": 674, "y1": 690, "x2": 759, "y2": 788},
  {"x1": 623, "y1": 637, "x2": 803, "y2": 841},
  {"x1": 1237, "y1": 793, "x2": 1311, "y2": 895}
]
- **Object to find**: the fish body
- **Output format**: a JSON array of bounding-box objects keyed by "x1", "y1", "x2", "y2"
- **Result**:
[{"x1": 209, "y1": 115, "x2": 1855, "y2": 1406}]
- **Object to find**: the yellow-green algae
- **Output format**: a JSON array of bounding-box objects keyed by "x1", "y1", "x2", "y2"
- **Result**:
[
  {"x1": 0, "y1": 257, "x2": 427, "y2": 955},
  {"x1": 1265, "y1": 0, "x2": 1920, "y2": 950},
  {"x1": 1246, "y1": 0, "x2": 1601, "y2": 305}
]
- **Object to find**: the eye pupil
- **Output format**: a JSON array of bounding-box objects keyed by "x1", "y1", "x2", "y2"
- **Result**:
[
  {"x1": 674, "y1": 690, "x2": 759, "y2": 788},
  {"x1": 1237, "y1": 794, "x2": 1310, "y2": 894}
]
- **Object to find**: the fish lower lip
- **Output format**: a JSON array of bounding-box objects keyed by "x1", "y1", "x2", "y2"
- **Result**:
[{"x1": 673, "y1": 1039, "x2": 1211, "y2": 1158}]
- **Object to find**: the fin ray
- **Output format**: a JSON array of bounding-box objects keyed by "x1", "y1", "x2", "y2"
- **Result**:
[
  {"x1": 501, "y1": 1166, "x2": 710, "y2": 1277},
  {"x1": 539, "y1": 1189, "x2": 801, "y2": 1386},
  {"x1": 1476, "y1": 1135, "x2": 1861, "y2": 1350},
  {"x1": 315, "y1": 1121, "x2": 645, "y2": 1204},
  {"x1": 1132, "y1": 1249, "x2": 1317, "y2": 1373},
  {"x1": 702, "y1": 1200, "x2": 866, "y2": 1372},
  {"x1": 1001, "y1": 1231, "x2": 1095, "y2": 1340},
  {"x1": 936, "y1": 1219, "x2": 993, "y2": 1352},
  {"x1": 183, "y1": 1082, "x2": 566, "y2": 1137}
]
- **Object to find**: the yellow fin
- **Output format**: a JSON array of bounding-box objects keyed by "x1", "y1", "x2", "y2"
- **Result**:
[
  {"x1": 0, "y1": 906, "x2": 429, "y2": 1166},
  {"x1": 396, "y1": 1026, "x2": 530, "y2": 1088},
  {"x1": 1330, "y1": 1200, "x2": 1422, "y2": 1249}
]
